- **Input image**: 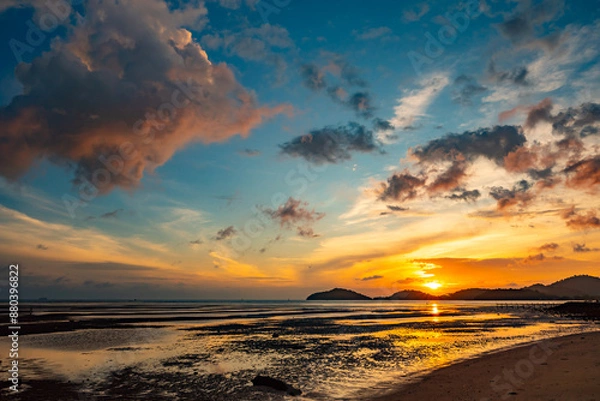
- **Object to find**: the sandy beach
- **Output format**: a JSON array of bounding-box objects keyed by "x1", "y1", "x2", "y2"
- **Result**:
[{"x1": 371, "y1": 331, "x2": 600, "y2": 401}]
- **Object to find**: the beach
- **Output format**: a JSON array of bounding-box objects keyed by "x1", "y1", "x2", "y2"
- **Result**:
[
  {"x1": 1, "y1": 301, "x2": 598, "y2": 400},
  {"x1": 371, "y1": 331, "x2": 600, "y2": 401}
]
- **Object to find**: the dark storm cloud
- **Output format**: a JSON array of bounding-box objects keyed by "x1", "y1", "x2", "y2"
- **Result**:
[
  {"x1": 263, "y1": 197, "x2": 324, "y2": 237},
  {"x1": 489, "y1": 180, "x2": 533, "y2": 210},
  {"x1": 0, "y1": 0, "x2": 290, "y2": 193},
  {"x1": 487, "y1": 62, "x2": 530, "y2": 86},
  {"x1": 445, "y1": 189, "x2": 481, "y2": 202},
  {"x1": 215, "y1": 226, "x2": 236, "y2": 241},
  {"x1": 451, "y1": 75, "x2": 487, "y2": 106},
  {"x1": 279, "y1": 123, "x2": 382, "y2": 164},
  {"x1": 412, "y1": 125, "x2": 526, "y2": 165},
  {"x1": 377, "y1": 172, "x2": 426, "y2": 202}
]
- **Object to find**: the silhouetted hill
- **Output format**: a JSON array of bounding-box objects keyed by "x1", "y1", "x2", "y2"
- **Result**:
[
  {"x1": 306, "y1": 288, "x2": 371, "y2": 300},
  {"x1": 526, "y1": 275, "x2": 600, "y2": 299},
  {"x1": 384, "y1": 290, "x2": 437, "y2": 300},
  {"x1": 307, "y1": 275, "x2": 600, "y2": 301}
]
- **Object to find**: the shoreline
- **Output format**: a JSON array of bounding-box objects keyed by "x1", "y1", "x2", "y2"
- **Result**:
[{"x1": 368, "y1": 330, "x2": 600, "y2": 401}]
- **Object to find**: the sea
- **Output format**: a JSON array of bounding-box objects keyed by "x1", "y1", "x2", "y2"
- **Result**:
[{"x1": 2, "y1": 300, "x2": 598, "y2": 400}]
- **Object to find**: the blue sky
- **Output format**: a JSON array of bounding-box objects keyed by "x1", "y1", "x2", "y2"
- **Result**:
[{"x1": 0, "y1": 0, "x2": 599, "y2": 299}]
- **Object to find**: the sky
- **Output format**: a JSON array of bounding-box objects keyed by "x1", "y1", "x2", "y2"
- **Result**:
[{"x1": 0, "y1": 0, "x2": 599, "y2": 300}]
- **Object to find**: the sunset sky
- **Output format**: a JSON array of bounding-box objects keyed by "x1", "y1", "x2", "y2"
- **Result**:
[{"x1": 0, "y1": 0, "x2": 599, "y2": 299}]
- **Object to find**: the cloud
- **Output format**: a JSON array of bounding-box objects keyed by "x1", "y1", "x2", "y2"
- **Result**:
[
  {"x1": 264, "y1": 197, "x2": 324, "y2": 228},
  {"x1": 297, "y1": 227, "x2": 319, "y2": 238},
  {"x1": 279, "y1": 122, "x2": 382, "y2": 164},
  {"x1": 189, "y1": 239, "x2": 203, "y2": 245},
  {"x1": 564, "y1": 156, "x2": 600, "y2": 189},
  {"x1": 201, "y1": 23, "x2": 293, "y2": 71},
  {"x1": 372, "y1": 118, "x2": 395, "y2": 132},
  {"x1": 489, "y1": 180, "x2": 533, "y2": 210},
  {"x1": 83, "y1": 280, "x2": 116, "y2": 289},
  {"x1": 353, "y1": 27, "x2": 397, "y2": 41},
  {"x1": 445, "y1": 189, "x2": 481, "y2": 202},
  {"x1": 343, "y1": 92, "x2": 375, "y2": 119},
  {"x1": 496, "y1": 0, "x2": 565, "y2": 49},
  {"x1": 562, "y1": 207, "x2": 600, "y2": 230},
  {"x1": 452, "y1": 75, "x2": 487, "y2": 106},
  {"x1": 377, "y1": 171, "x2": 426, "y2": 202},
  {"x1": 395, "y1": 277, "x2": 421, "y2": 285},
  {"x1": 387, "y1": 205, "x2": 409, "y2": 212},
  {"x1": 358, "y1": 275, "x2": 383, "y2": 281},
  {"x1": 215, "y1": 226, "x2": 237, "y2": 240},
  {"x1": 523, "y1": 99, "x2": 600, "y2": 139},
  {"x1": 299, "y1": 59, "x2": 374, "y2": 118},
  {"x1": 0, "y1": 0, "x2": 290, "y2": 193},
  {"x1": 539, "y1": 243, "x2": 559, "y2": 252},
  {"x1": 100, "y1": 208, "x2": 124, "y2": 219},
  {"x1": 520, "y1": 253, "x2": 546, "y2": 264},
  {"x1": 427, "y1": 161, "x2": 468, "y2": 194},
  {"x1": 391, "y1": 73, "x2": 449, "y2": 130},
  {"x1": 263, "y1": 197, "x2": 324, "y2": 237},
  {"x1": 402, "y1": 3, "x2": 430, "y2": 22},
  {"x1": 238, "y1": 148, "x2": 261, "y2": 157},
  {"x1": 487, "y1": 62, "x2": 530, "y2": 87},
  {"x1": 300, "y1": 63, "x2": 327, "y2": 91},
  {"x1": 377, "y1": 126, "x2": 526, "y2": 204},
  {"x1": 413, "y1": 125, "x2": 526, "y2": 165},
  {"x1": 572, "y1": 243, "x2": 600, "y2": 253},
  {"x1": 36, "y1": 244, "x2": 48, "y2": 250}
]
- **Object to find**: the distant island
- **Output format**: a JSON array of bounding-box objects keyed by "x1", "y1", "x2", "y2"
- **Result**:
[
  {"x1": 306, "y1": 288, "x2": 372, "y2": 300},
  {"x1": 307, "y1": 275, "x2": 600, "y2": 301}
]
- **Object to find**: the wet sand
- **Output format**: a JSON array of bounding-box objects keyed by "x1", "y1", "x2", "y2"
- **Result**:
[{"x1": 371, "y1": 331, "x2": 600, "y2": 401}]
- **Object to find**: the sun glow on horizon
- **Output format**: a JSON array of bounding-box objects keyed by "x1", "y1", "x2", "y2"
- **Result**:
[{"x1": 423, "y1": 281, "x2": 442, "y2": 290}]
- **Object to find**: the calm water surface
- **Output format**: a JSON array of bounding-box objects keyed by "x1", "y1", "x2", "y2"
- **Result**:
[{"x1": 2, "y1": 301, "x2": 598, "y2": 400}]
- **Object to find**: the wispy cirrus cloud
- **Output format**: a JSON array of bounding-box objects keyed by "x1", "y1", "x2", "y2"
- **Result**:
[{"x1": 390, "y1": 73, "x2": 449, "y2": 130}]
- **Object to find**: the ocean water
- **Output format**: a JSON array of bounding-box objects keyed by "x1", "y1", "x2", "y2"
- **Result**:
[{"x1": 4, "y1": 300, "x2": 598, "y2": 400}]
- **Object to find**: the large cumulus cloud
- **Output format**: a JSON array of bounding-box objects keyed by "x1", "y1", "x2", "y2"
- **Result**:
[{"x1": 0, "y1": 0, "x2": 290, "y2": 193}]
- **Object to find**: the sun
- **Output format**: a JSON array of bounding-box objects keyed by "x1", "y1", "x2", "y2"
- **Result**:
[{"x1": 423, "y1": 281, "x2": 442, "y2": 290}]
